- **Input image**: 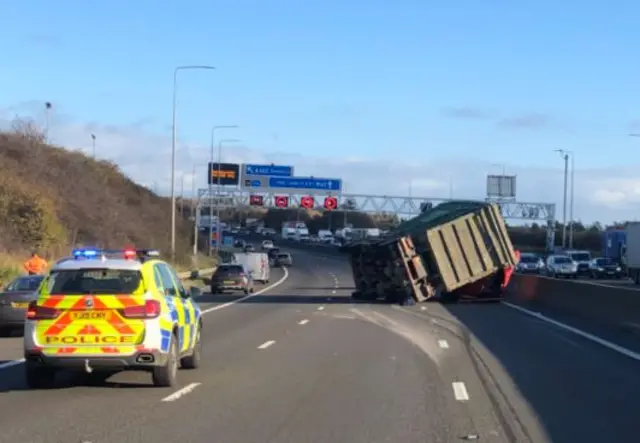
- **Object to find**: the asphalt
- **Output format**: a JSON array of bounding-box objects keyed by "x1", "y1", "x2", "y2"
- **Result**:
[{"x1": 0, "y1": 248, "x2": 638, "y2": 442}]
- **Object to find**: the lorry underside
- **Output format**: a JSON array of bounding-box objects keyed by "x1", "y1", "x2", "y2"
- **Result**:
[{"x1": 346, "y1": 201, "x2": 518, "y2": 306}]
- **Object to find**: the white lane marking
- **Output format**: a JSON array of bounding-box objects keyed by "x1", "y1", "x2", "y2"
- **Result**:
[
  {"x1": 452, "y1": 382, "x2": 469, "y2": 401},
  {"x1": 161, "y1": 382, "x2": 201, "y2": 402},
  {"x1": 0, "y1": 267, "x2": 290, "y2": 372},
  {"x1": 502, "y1": 302, "x2": 640, "y2": 361},
  {"x1": 257, "y1": 340, "x2": 276, "y2": 349},
  {"x1": 438, "y1": 340, "x2": 450, "y2": 349},
  {"x1": 373, "y1": 310, "x2": 400, "y2": 327},
  {"x1": 0, "y1": 359, "x2": 25, "y2": 370},
  {"x1": 332, "y1": 290, "x2": 336, "y2": 294},
  {"x1": 202, "y1": 267, "x2": 289, "y2": 314},
  {"x1": 420, "y1": 306, "x2": 427, "y2": 311},
  {"x1": 298, "y1": 319, "x2": 309, "y2": 325},
  {"x1": 317, "y1": 306, "x2": 325, "y2": 311}
]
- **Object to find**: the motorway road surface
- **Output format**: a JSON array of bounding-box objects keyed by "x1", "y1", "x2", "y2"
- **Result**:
[{"x1": 0, "y1": 250, "x2": 639, "y2": 442}]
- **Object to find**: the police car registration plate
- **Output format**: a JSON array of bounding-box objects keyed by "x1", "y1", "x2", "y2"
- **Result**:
[{"x1": 70, "y1": 311, "x2": 111, "y2": 320}]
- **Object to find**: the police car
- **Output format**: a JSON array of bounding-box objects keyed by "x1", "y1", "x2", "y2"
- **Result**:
[{"x1": 23, "y1": 247, "x2": 203, "y2": 389}]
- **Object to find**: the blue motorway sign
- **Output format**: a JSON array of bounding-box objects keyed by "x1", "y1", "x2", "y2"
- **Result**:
[
  {"x1": 268, "y1": 176, "x2": 342, "y2": 191},
  {"x1": 244, "y1": 164, "x2": 293, "y2": 177}
]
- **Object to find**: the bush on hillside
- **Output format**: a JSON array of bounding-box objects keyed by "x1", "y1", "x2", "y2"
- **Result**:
[{"x1": 0, "y1": 174, "x2": 66, "y2": 251}]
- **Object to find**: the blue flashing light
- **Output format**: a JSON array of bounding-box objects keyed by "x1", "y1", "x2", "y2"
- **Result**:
[{"x1": 72, "y1": 248, "x2": 101, "y2": 259}]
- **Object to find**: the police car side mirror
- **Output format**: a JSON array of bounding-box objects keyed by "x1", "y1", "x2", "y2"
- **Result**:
[{"x1": 188, "y1": 286, "x2": 202, "y2": 298}]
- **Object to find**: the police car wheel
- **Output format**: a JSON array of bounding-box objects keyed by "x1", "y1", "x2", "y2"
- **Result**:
[
  {"x1": 180, "y1": 327, "x2": 201, "y2": 370},
  {"x1": 25, "y1": 363, "x2": 56, "y2": 389},
  {"x1": 152, "y1": 334, "x2": 178, "y2": 387}
]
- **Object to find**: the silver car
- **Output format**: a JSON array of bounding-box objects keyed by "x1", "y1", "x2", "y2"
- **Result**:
[
  {"x1": 545, "y1": 255, "x2": 578, "y2": 278},
  {"x1": 0, "y1": 275, "x2": 45, "y2": 336},
  {"x1": 275, "y1": 252, "x2": 293, "y2": 267}
]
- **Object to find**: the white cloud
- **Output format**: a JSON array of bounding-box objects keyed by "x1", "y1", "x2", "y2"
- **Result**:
[{"x1": 1, "y1": 105, "x2": 639, "y2": 224}]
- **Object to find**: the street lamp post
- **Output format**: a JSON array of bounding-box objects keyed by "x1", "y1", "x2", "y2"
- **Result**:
[
  {"x1": 191, "y1": 165, "x2": 197, "y2": 219},
  {"x1": 569, "y1": 154, "x2": 575, "y2": 248},
  {"x1": 170, "y1": 65, "x2": 215, "y2": 260},
  {"x1": 213, "y1": 138, "x2": 241, "y2": 256},
  {"x1": 44, "y1": 102, "x2": 52, "y2": 143},
  {"x1": 554, "y1": 149, "x2": 573, "y2": 248},
  {"x1": 179, "y1": 173, "x2": 186, "y2": 215},
  {"x1": 207, "y1": 126, "x2": 238, "y2": 256}
]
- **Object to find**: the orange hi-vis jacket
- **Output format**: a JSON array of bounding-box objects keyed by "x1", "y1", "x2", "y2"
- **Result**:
[{"x1": 24, "y1": 255, "x2": 48, "y2": 275}]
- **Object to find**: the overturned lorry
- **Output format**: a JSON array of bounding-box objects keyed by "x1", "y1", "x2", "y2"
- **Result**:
[{"x1": 346, "y1": 201, "x2": 519, "y2": 304}]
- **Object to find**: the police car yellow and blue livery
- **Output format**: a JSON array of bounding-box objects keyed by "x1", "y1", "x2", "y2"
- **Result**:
[{"x1": 23, "y1": 247, "x2": 203, "y2": 389}]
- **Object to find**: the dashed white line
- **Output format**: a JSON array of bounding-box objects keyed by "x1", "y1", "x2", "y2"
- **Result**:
[
  {"x1": 298, "y1": 319, "x2": 309, "y2": 325},
  {"x1": 438, "y1": 340, "x2": 450, "y2": 349},
  {"x1": 317, "y1": 306, "x2": 325, "y2": 311},
  {"x1": 452, "y1": 382, "x2": 469, "y2": 401},
  {"x1": 161, "y1": 382, "x2": 201, "y2": 402},
  {"x1": 201, "y1": 267, "x2": 289, "y2": 314},
  {"x1": 257, "y1": 340, "x2": 276, "y2": 350},
  {"x1": 331, "y1": 290, "x2": 336, "y2": 294}
]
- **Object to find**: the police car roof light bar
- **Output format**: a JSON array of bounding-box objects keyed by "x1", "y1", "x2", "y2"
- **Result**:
[
  {"x1": 72, "y1": 248, "x2": 102, "y2": 259},
  {"x1": 141, "y1": 249, "x2": 160, "y2": 258}
]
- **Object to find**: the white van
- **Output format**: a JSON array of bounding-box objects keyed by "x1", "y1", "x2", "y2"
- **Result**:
[{"x1": 233, "y1": 252, "x2": 270, "y2": 283}]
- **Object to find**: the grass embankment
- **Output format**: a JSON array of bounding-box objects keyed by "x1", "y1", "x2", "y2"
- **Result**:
[{"x1": 0, "y1": 120, "x2": 215, "y2": 286}]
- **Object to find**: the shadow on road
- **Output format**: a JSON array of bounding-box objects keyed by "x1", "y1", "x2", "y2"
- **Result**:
[
  {"x1": 0, "y1": 367, "x2": 156, "y2": 392},
  {"x1": 435, "y1": 301, "x2": 639, "y2": 443}
]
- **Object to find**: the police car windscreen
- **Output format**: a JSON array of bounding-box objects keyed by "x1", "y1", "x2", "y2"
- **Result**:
[{"x1": 47, "y1": 269, "x2": 142, "y2": 295}]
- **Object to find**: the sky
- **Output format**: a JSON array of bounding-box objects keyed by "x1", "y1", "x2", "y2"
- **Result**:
[{"x1": 2, "y1": 0, "x2": 640, "y2": 224}]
